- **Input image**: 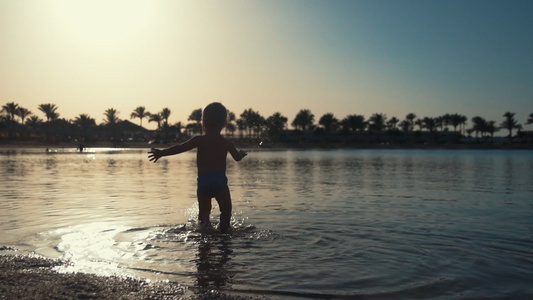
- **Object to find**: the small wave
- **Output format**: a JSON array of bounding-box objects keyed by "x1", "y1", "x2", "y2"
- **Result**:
[
  {"x1": 126, "y1": 266, "x2": 196, "y2": 278},
  {"x1": 225, "y1": 277, "x2": 468, "y2": 300},
  {"x1": 123, "y1": 226, "x2": 154, "y2": 233}
]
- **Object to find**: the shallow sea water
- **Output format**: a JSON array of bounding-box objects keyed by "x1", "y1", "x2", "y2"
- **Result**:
[{"x1": 1, "y1": 148, "x2": 532, "y2": 299}]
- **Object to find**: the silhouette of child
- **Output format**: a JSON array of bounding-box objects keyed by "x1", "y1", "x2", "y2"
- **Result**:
[{"x1": 148, "y1": 102, "x2": 247, "y2": 233}]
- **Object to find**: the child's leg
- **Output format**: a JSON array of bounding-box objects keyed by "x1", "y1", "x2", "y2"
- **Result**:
[
  {"x1": 197, "y1": 191, "x2": 212, "y2": 228},
  {"x1": 214, "y1": 186, "x2": 232, "y2": 232}
]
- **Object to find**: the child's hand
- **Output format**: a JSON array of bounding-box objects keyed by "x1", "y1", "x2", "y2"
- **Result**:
[
  {"x1": 239, "y1": 150, "x2": 248, "y2": 159},
  {"x1": 148, "y1": 148, "x2": 162, "y2": 163}
]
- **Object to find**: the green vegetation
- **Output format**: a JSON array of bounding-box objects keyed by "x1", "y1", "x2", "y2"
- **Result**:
[{"x1": 1, "y1": 102, "x2": 532, "y2": 146}]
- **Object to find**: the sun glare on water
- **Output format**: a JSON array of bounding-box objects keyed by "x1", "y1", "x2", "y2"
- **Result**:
[{"x1": 51, "y1": 222, "x2": 141, "y2": 276}]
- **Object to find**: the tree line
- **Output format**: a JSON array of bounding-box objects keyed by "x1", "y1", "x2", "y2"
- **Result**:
[{"x1": 2, "y1": 101, "x2": 532, "y2": 145}]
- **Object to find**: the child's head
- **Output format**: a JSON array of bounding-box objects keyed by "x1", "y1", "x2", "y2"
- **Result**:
[{"x1": 202, "y1": 102, "x2": 228, "y2": 131}]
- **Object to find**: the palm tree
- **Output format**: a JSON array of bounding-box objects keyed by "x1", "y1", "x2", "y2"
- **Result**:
[
  {"x1": 436, "y1": 116, "x2": 445, "y2": 131},
  {"x1": 225, "y1": 111, "x2": 236, "y2": 136},
  {"x1": 17, "y1": 107, "x2": 32, "y2": 124},
  {"x1": 25, "y1": 116, "x2": 42, "y2": 129},
  {"x1": 266, "y1": 112, "x2": 288, "y2": 138},
  {"x1": 130, "y1": 106, "x2": 150, "y2": 127},
  {"x1": 2, "y1": 102, "x2": 19, "y2": 121},
  {"x1": 527, "y1": 113, "x2": 533, "y2": 125},
  {"x1": 250, "y1": 110, "x2": 265, "y2": 137},
  {"x1": 188, "y1": 108, "x2": 202, "y2": 134},
  {"x1": 38, "y1": 103, "x2": 59, "y2": 121},
  {"x1": 236, "y1": 119, "x2": 246, "y2": 138},
  {"x1": 415, "y1": 119, "x2": 424, "y2": 131},
  {"x1": 386, "y1": 117, "x2": 399, "y2": 132},
  {"x1": 103, "y1": 108, "x2": 120, "y2": 125},
  {"x1": 399, "y1": 120, "x2": 410, "y2": 132},
  {"x1": 449, "y1": 113, "x2": 467, "y2": 133},
  {"x1": 291, "y1": 109, "x2": 314, "y2": 132},
  {"x1": 405, "y1": 113, "x2": 417, "y2": 131},
  {"x1": 500, "y1": 112, "x2": 520, "y2": 143},
  {"x1": 73, "y1": 114, "x2": 95, "y2": 127},
  {"x1": 318, "y1": 113, "x2": 338, "y2": 133},
  {"x1": 239, "y1": 109, "x2": 253, "y2": 137},
  {"x1": 172, "y1": 121, "x2": 183, "y2": 136},
  {"x1": 160, "y1": 108, "x2": 171, "y2": 128},
  {"x1": 440, "y1": 114, "x2": 453, "y2": 131},
  {"x1": 368, "y1": 113, "x2": 386, "y2": 132},
  {"x1": 188, "y1": 108, "x2": 202, "y2": 123},
  {"x1": 103, "y1": 108, "x2": 120, "y2": 141},
  {"x1": 486, "y1": 121, "x2": 498, "y2": 143},
  {"x1": 237, "y1": 108, "x2": 253, "y2": 137},
  {"x1": 73, "y1": 114, "x2": 96, "y2": 141},
  {"x1": 1, "y1": 102, "x2": 20, "y2": 138},
  {"x1": 240, "y1": 108, "x2": 264, "y2": 137},
  {"x1": 225, "y1": 123, "x2": 236, "y2": 136},
  {"x1": 471, "y1": 116, "x2": 487, "y2": 142},
  {"x1": 73, "y1": 114, "x2": 96, "y2": 130},
  {"x1": 149, "y1": 113, "x2": 162, "y2": 130},
  {"x1": 460, "y1": 115, "x2": 468, "y2": 134},
  {"x1": 422, "y1": 117, "x2": 438, "y2": 133},
  {"x1": 466, "y1": 128, "x2": 474, "y2": 141},
  {"x1": 343, "y1": 114, "x2": 366, "y2": 133}
]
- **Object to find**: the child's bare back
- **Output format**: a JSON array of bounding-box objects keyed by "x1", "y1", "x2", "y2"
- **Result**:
[{"x1": 195, "y1": 133, "x2": 247, "y2": 174}]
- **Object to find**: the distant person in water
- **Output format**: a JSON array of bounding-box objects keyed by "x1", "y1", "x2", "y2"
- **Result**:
[{"x1": 148, "y1": 102, "x2": 247, "y2": 233}]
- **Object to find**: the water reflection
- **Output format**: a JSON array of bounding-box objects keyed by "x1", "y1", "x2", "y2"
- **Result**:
[
  {"x1": 292, "y1": 157, "x2": 316, "y2": 197},
  {"x1": 107, "y1": 158, "x2": 118, "y2": 175},
  {"x1": 195, "y1": 236, "x2": 233, "y2": 294},
  {"x1": 46, "y1": 156, "x2": 58, "y2": 171},
  {"x1": 503, "y1": 156, "x2": 515, "y2": 197}
]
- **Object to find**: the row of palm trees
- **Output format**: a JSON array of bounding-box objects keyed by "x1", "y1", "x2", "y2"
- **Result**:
[
  {"x1": 224, "y1": 108, "x2": 530, "y2": 143},
  {"x1": 2, "y1": 101, "x2": 532, "y2": 144}
]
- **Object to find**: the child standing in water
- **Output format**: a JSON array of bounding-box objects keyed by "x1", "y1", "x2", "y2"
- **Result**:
[{"x1": 148, "y1": 102, "x2": 247, "y2": 233}]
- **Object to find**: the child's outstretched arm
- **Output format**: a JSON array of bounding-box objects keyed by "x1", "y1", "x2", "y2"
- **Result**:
[
  {"x1": 148, "y1": 137, "x2": 200, "y2": 163},
  {"x1": 229, "y1": 146, "x2": 247, "y2": 162},
  {"x1": 148, "y1": 148, "x2": 164, "y2": 163}
]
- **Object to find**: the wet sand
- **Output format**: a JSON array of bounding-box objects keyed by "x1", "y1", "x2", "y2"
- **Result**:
[{"x1": 0, "y1": 253, "x2": 261, "y2": 300}]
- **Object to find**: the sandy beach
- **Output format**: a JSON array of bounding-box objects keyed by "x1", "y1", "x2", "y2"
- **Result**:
[{"x1": 0, "y1": 253, "x2": 185, "y2": 299}]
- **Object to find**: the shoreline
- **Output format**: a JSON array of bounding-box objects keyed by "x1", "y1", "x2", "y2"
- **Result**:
[
  {"x1": 0, "y1": 253, "x2": 187, "y2": 299},
  {"x1": 0, "y1": 252, "x2": 263, "y2": 299}
]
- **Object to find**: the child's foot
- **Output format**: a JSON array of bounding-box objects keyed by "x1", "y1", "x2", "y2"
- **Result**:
[
  {"x1": 199, "y1": 221, "x2": 213, "y2": 233},
  {"x1": 216, "y1": 225, "x2": 232, "y2": 234}
]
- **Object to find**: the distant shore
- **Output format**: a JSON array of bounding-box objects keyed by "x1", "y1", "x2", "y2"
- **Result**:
[{"x1": 1, "y1": 139, "x2": 532, "y2": 151}]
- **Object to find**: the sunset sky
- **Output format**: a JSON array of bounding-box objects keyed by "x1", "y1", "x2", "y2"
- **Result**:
[{"x1": 1, "y1": 0, "x2": 532, "y2": 130}]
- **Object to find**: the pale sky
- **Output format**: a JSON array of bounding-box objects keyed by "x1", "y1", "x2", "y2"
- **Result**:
[{"x1": 1, "y1": 0, "x2": 532, "y2": 130}]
